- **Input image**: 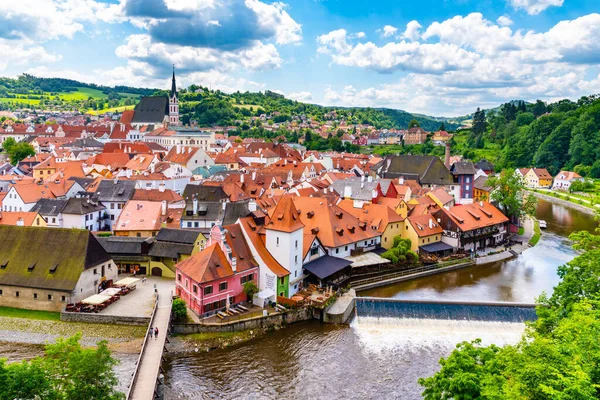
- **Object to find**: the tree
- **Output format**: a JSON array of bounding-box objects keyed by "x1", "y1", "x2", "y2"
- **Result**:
[
  {"x1": 381, "y1": 236, "x2": 418, "y2": 264},
  {"x1": 243, "y1": 281, "x2": 259, "y2": 300},
  {"x1": 6, "y1": 142, "x2": 35, "y2": 165},
  {"x1": 1, "y1": 137, "x2": 16, "y2": 152},
  {"x1": 438, "y1": 122, "x2": 446, "y2": 131},
  {"x1": 408, "y1": 119, "x2": 420, "y2": 128},
  {"x1": 471, "y1": 108, "x2": 487, "y2": 135},
  {"x1": 486, "y1": 170, "x2": 537, "y2": 222},
  {"x1": 0, "y1": 333, "x2": 123, "y2": 400},
  {"x1": 172, "y1": 298, "x2": 188, "y2": 321}
]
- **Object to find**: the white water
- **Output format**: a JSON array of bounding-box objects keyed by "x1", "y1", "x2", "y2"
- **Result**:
[{"x1": 351, "y1": 316, "x2": 526, "y2": 354}]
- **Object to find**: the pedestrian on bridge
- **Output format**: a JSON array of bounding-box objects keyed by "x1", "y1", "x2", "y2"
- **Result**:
[
  {"x1": 149, "y1": 327, "x2": 154, "y2": 340},
  {"x1": 154, "y1": 327, "x2": 159, "y2": 339}
]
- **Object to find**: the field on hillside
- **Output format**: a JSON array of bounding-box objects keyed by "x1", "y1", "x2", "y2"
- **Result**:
[
  {"x1": 57, "y1": 87, "x2": 108, "y2": 100},
  {"x1": 86, "y1": 105, "x2": 135, "y2": 115}
]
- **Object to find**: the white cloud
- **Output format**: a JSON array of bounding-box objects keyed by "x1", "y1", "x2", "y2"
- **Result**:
[
  {"x1": 317, "y1": 12, "x2": 600, "y2": 115},
  {"x1": 245, "y1": 0, "x2": 302, "y2": 45},
  {"x1": 402, "y1": 21, "x2": 422, "y2": 41},
  {"x1": 496, "y1": 15, "x2": 513, "y2": 26},
  {"x1": 380, "y1": 25, "x2": 398, "y2": 38},
  {"x1": 0, "y1": 42, "x2": 60, "y2": 72},
  {"x1": 288, "y1": 91, "x2": 313, "y2": 102},
  {"x1": 509, "y1": 0, "x2": 564, "y2": 15},
  {"x1": 164, "y1": 0, "x2": 216, "y2": 11}
]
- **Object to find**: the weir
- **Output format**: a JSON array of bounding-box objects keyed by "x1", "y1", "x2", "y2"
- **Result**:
[{"x1": 355, "y1": 297, "x2": 538, "y2": 322}]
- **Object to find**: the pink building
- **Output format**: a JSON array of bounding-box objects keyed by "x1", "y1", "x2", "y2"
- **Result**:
[{"x1": 175, "y1": 224, "x2": 259, "y2": 316}]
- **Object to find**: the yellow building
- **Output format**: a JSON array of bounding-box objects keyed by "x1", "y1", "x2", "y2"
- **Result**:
[
  {"x1": 520, "y1": 168, "x2": 553, "y2": 188},
  {"x1": 0, "y1": 212, "x2": 47, "y2": 227},
  {"x1": 337, "y1": 200, "x2": 405, "y2": 249},
  {"x1": 473, "y1": 176, "x2": 492, "y2": 202},
  {"x1": 404, "y1": 213, "x2": 443, "y2": 252}
]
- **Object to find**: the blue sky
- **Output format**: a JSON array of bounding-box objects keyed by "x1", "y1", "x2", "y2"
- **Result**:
[{"x1": 1, "y1": 0, "x2": 599, "y2": 116}]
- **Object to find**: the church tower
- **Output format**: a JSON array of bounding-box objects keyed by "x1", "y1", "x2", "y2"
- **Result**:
[{"x1": 169, "y1": 66, "x2": 180, "y2": 126}]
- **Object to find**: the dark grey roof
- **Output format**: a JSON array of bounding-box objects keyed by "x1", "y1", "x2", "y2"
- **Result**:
[
  {"x1": 155, "y1": 228, "x2": 202, "y2": 244},
  {"x1": 31, "y1": 198, "x2": 69, "y2": 216},
  {"x1": 68, "y1": 177, "x2": 96, "y2": 190},
  {"x1": 419, "y1": 242, "x2": 454, "y2": 253},
  {"x1": 97, "y1": 236, "x2": 153, "y2": 255},
  {"x1": 131, "y1": 96, "x2": 168, "y2": 123},
  {"x1": 303, "y1": 255, "x2": 352, "y2": 280},
  {"x1": 61, "y1": 198, "x2": 105, "y2": 215},
  {"x1": 474, "y1": 175, "x2": 492, "y2": 192},
  {"x1": 95, "y1": 180, "x2": 137, "y2": 202},
  {"x1": 475, "y1": 159, "x2": 494, "y2": 172},
  {"x1": 63, "y1": 138, "x2": 104, "y2": 149},
  {"x1": 382, "y1": 155, "x2": 454, "y2": 186},
  {"x1": 451, "y1": 161, "x2": 478, "y2": 175},
  {"x1": 148, "y1": 242, "x2": 193, "y2": 258},
  {"x1": 183, "y1": 184, "x2": 229, "y2": 202},
  {"x1": 223, "y1": 201, "x2": 251, "y2": 225}
]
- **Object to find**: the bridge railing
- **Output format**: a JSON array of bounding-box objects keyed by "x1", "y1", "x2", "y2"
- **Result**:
[{"x1": 125, "y1": 292, "x2": 159, "y2": 400}]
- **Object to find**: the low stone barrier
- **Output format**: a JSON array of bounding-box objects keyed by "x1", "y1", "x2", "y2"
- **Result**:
[
  {"x1": 172, "y1": 307, "x2": 312, "y2": 334},
  {"x1": 60, "y1": 311, "x2": 151, "y2": 326},
  {"x1": 530, "y1": 191, "x2": 597, "y2": 215}
]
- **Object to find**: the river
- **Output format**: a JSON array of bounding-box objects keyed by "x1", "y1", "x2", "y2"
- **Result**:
[{"x1": 162, "y1": 199, "x2": 597, "y2": 400}]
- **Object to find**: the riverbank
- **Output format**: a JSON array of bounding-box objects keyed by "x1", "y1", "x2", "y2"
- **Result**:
[{"x1": 530, "y1": 190, "x2": 598, "y2": 215}]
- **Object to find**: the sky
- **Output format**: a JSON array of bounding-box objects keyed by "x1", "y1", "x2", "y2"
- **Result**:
[{"x1": 1, "y1": 0, "x2": 600, "y2": 116}]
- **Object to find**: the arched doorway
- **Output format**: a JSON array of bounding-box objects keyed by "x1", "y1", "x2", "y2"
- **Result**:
[{"x1": 151, "y1": 267, "x2": 163, "y2": 277}]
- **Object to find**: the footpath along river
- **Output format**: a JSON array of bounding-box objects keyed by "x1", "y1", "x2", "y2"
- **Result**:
[{"x1": 162, "y1": 198, "x2": 597, "y2": 400}]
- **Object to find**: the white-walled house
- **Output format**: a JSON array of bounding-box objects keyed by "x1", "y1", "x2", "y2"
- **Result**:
[
  {"x1": 552, "y1": 171, "x2": 584, "y2": 191},
  {"x1": 2, "y1": 184, "x2": 56, "y2": 212},
  {"x1": 93, "y1": 180, "x2": 137, "y2": 228}
]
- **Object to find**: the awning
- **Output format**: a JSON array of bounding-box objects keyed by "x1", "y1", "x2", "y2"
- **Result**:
[
  {"x1": 419, "y1": 242, "x2": 454, "y2": 253},
  {"x1": 254, "y1": 289, "x2": 275, "y2": 299},
  {"x1": 346, "y1": 252, "x2": 390, "y2": 268},
  {"x1": 303, "y1": 255, "x2": 352, "y2": 280},
  {"x1": 114, "y1": 277, "x2": 140, "y2": 287},
  {"x1": 82, "y1": 294, "x2": 111, "y2": 305}
]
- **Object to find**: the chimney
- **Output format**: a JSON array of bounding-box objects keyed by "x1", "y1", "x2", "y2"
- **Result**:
[
  {"x1": 240, "y1": 173, "x2": 244, "y2": 184},
  {"x1": 222, "y1": 201, "x2": 227, "y2": 210},
  {"x1": 398, "y1": 176, "x2": 404, "y2": 185},
  {"x1": 113, "y1": 178, "x2": 118, "y2": 185},
  {"x1": 16, "y1": 218, "x2": 24, "y2": 226},
  {"x1": 161, "y1": 200, "x2": 167, "y2": 216},
  {"x1": 429, "y1": 219, "x2": 433, "y2": 229},
  {"x1": 150, "y1": 163, "x2": 155, "y2": 174},
  {"x1": 176, "y1": 145, "x2": 181, "y2": 154},
  {"x1": 193, "y1": 195, "x2": 198, "y2": 214},
  {"x1": 137, "y1": 203, "x2": 142, "y2": 211},
  {"x1": 445, "y1": 142, "x2": 451, "y2": 169},
  {"x1": 367, "y1": 175, "x2": 372, "y2": 183},
  {"x1": 252, "y1": 171, "x2": 256, "y2": 181},
  {"x1": 249, "y1": 200, "x2": 257, "y2": 212},
  {"x1": 343, "y1": 185, "x2": 352, "y2": 198},
  {"x1": 231, "y1": 256, "x2": 237, "y2": 272},
  {"x1": 159, "y1": 183, "x2": 165, "y2": 192},
  {"x1": 361, "y1": 175, "x2": 365, "y2": 182}
]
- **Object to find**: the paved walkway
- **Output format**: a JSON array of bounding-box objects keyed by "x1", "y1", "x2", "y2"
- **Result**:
[{"x1": 128, "y1": 284, "x2": 173, "y2": 400}]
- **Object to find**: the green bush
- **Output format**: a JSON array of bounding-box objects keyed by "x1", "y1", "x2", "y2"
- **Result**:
[
  {"x1": 172, "y1": 298, "x2": 187, "y2": 320},
  {"x1": 243, "y1": 281, "x2": 259, "y2": 300},
  {"x1": 382, "y1": 236, "x2": 418, "y2": 264}
]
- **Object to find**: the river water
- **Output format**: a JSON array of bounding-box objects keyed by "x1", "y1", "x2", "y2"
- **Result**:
[{"x1": 162, "y1": 199, "x2": 597, "y2": 400}]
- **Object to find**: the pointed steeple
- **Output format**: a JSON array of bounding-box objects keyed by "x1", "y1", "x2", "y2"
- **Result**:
[{"x1": 170, "y1": 64, "x2": 177, "y2": 98}]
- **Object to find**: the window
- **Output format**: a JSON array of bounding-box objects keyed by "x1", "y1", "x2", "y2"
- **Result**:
[
  {"x1": 61, "y1": 296, "x2": 66, "y2": 302},
  {"x1": 187, "y1": 222, "x2": 192, "y2": 228},
  {"x1": 192, "y1": 285, "x2": 197, "y2": 294},
  {"x1": 280, "y1": 277, "x2": 285, "y2": 285},
  {"x1": 295, "y1": 240, "x2": 298, "y2": 249},
  {"x1": 111, "y1": 203, "x2": 115, "y2": 209},
  {"x1": 111, "y1": 215, "x2": 114, "y2": 221},
  {"x1": 136, "y1": 233, "x2": 141, "y2": 237},
  {"x1": 428, "y1": 238, "x2": 430, "y2": 242},
  {"x1": 15, "y1": 291, "x2": 19, "y2": 297},
  {"x1": 345, "y1": 246, "x2": 348, "y2": 251},
  {"x1": 466, "y1": 185, "x2": 470, "y2": 191},
  {"x1": 276, "y1": 237, "x2": 279, "y2": 245},
  {"x1": 219, "y1": 282, "x2": 227, "y2": 291},
  {"x1": 118, "y1": 203, "x2": 123, "y2": 209},
  {"x1": 52, "y1": 217, "x2": 56, "y2": 223},
  {"x1": 172, "y1": 257, "x2": 178, "y2": 262},
  {"x1": 0, "y1": 289, "x2": 2, "y2": 296},
  {"x1": 204, "y1": 286, "x2": 213, "y2": 295},
  {"x1": 466, "y1": 177, "x2": 470, "y2": 183},
  {"x1": 310, "y1": 247, "x2": 319, "y2": 256},
  {"x1": 177, "y1": 274, "x2": 181, "y2": 282},
  {"x1": 336, "y1": 248, "x2": 339, "y2": 254},
  {"x1": 93, "y1": 269, "x2": 97, "y2": 275},
  {"x1": 295, "y1": 255, "x2": 298, "y2": 264},
  {"x1": 47, "y1": 294, "x2": 52, "y2": 301},
  {"x1": 385, "y1": 237, "x2": 387, "y2": 242},
  {"x1": 294, "y1": 270, "x2": 297, "y2": 277}
]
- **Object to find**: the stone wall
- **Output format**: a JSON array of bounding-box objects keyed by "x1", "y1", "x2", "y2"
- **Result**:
[
  {"x1": 60, "y1": 311, "x2": 151, "y2": 326},
  {"x1": 172, "y1": 308, "x2": 312, "y2": 334},
  {"x1": 0, "y1": 285, "x2": 70, "y2": 312}
]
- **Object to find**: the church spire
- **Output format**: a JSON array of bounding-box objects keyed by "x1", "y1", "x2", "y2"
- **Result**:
[{"x1": 170, "y1": 64, "x2": 177, "y2": 98}]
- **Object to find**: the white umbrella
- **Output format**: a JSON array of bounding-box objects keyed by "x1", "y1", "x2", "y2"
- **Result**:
[{"x1": 226, "y1": 294, "x2": 230, "y2": 310}]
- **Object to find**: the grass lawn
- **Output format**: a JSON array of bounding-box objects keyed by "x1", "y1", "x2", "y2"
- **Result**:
[
  {"x1": 86, "y1": 105, "x2": 135, "y2": 115},
  {"x1": 529, "y1": 218, "x2": 541, "y2": 246},
  {"x1": 0, "y1": 306, "x2": 60, "y2": 321},
  {"x1": 57, "y1": 87, "x2": 107, "y2": 101},
  {"x1": 0, "y1": 97, "x2": 42, "y2": 105},
  {"x1": 231, "y1": 102, "x2": 260, "y2": 110}
]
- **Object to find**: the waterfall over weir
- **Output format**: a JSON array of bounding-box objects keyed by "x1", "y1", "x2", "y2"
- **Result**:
[{"x1": 355, "y1": 297, "x2": 538, "y2": 323}]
